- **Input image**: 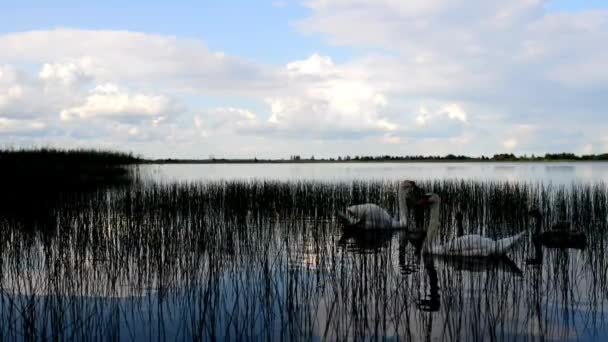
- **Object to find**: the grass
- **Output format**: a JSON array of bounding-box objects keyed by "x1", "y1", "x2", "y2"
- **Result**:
[{"x1": 0, "y1": 179, "x2": 607, "y2": 340}]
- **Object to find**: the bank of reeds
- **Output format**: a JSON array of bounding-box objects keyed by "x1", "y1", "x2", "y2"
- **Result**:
[
  {"x1": 1, "y1": 179, "x2": 607, "y2": 340},
  {"x1": 0, "y1": 148, "x2": 142, "y2": 234}
]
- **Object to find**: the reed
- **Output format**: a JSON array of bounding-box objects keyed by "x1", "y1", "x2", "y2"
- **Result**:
[{"x1": 1, "y1": 179, "x2": 607, "y2": 340}]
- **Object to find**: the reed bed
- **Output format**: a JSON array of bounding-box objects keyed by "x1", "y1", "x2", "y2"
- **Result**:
[{"x1": 0, "y1": 179, "x2": 607, "y2": 341}]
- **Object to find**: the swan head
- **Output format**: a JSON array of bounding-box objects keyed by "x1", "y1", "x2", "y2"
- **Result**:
[
  {"x1": 417, "y1": 192, "x2": 441, "y2": 206},
  {"x1": 399, "y1": 180, "x2": 416, "y2": 189},
  {"x1": 398, "y1": 180, "x2": 416, "y2": 194},
  {"x1": 399, "y1": 180, "x2": 425, "y2": 206}
]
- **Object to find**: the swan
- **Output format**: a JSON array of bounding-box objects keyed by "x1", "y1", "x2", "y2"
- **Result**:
[
  {"x1": 420, "y1": 193, "x2": 526, "y2": 257},
  {"x1": 528, "y1": 209, "x2": 586, "y2": 248},
  {"x1": 339, "y1": 180, "x2": 421, "y2": 230}
]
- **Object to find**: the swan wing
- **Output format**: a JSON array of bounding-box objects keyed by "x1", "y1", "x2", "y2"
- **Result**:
[
  {"x1": 432, "y1": 232, "x2": 526, "y2": 256},
  {"x1": 346, "y1": 204, "x2": 394, "y2": 229},
  {"x1": 494, "y1": 231, "x2": 527, "y2": 255},
  {"x1": 432, "y1": 235, "x2": 497, "y2": 257},
  {"x1": 337, "y1": 212, "x2": 361, "y2": 226}
]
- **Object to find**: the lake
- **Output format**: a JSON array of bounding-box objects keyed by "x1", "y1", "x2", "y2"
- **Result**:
[
  {"x1": 1, "y1": 163, "x2": 607, "y2": 341},
  {"x1": 143, "y1": 162, "x2": 608, "y2": 184}
]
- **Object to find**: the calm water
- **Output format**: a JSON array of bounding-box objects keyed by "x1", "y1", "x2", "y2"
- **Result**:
[
  {"x1": 1, "y1": 167, "x2": 607, "y2": 341},
  {"x1": 143, "y1": 162, "x2": 608, "y2": 185}
]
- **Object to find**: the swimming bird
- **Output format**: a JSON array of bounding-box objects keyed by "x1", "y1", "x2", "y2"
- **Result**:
[
  {"x1": 528, "y1": 209, "x2": 586, "y2": 248},
  {"x1": 420, "y1": 193, "x2": 526, "y2": 257},
  {"x1": 338, "y1": 180, "x2": 423, "y2": 230}
]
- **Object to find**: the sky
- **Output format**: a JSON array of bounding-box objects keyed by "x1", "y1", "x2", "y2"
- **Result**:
[{"x1": 1, "y1": 0, "x2": 607, "y2": 158}]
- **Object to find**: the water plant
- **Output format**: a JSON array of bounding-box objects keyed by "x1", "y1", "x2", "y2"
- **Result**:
[{"x1": 1, "y1": 179, "x2": 607, "y2": 340}]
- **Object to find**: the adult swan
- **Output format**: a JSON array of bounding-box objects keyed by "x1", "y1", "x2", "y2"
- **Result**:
[
  {"x1": 420, "y1": 193, "x2": 526, "y2": 257},
  {"x1": 339, "y1": 180, "x2": 421, "y2": 230}
]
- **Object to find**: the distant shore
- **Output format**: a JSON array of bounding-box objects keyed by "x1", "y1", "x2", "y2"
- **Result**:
[
  {"x1": 147, "y1": 152, "x2": 608, "y2": 164},
  {"x1": 2, "y1": 149, "x2": 607, "y2": 165},
  {"x1": 148, "y1": 158, "x2": 608, "y2": 164}
]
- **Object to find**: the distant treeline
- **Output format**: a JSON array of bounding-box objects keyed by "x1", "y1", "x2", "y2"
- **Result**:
[
  {"x1": 2, "y1": 148, "x2": 608, "y2": 164},
  {"x1": 155, "y1": 152, "x2": 608, "y2": 164}
]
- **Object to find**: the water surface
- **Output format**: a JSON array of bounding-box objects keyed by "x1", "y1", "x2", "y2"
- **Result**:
[
  {"x1": 1, "y1": 172, "x2": 607, "y2": 341},
  {"x1": 143, "y1": 162, "x2": 608, "y2": 185}
]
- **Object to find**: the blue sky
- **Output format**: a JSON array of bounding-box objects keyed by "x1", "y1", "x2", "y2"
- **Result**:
[
  {"x1": 0, "y1": 1, "x2": 353, "y2": 64},
  {"x1": 1, "y1": 1, "x2": 607, "y2": 158}
]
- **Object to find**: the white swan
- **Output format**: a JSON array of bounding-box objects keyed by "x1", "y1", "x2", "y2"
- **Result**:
[
  {"x1": 420, "y1": 193, "x2": 526, "y2": 257},
  {"x1": 339, "y1": 180, "x2": 418, "y2": 230}
]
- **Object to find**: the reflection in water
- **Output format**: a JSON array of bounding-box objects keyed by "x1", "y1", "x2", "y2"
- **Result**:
[
  {"x1": 434, "y1": 254, "x2": 523, "y2": 276},
  {"x1": 1, "y1": 180, "x2": 607, "y2": 341},
  {"x1": 337, "y1": 229, "x2": 396, "y2": 253}
]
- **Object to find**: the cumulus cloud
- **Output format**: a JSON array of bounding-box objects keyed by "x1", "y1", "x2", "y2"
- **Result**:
[
  {"x1": 247, "y1": 54, "x2": 398, "y2": 138},
  {"x1": 39, "y1": 57, "x2": 96, "y2": 86},
  {"x1": 286, "y1": 53, "x2": 335, "y2": 77},
  {"x1": 208, "y1": 107, "x2": 260, "y2": 131},
  {"x1": 298, "y1": 1, "x2": 608, "y2": 109},
  {"x1": 0, "y1": 118, "x2": 46, "y2": 135},
  {"x1": 1, "y1": 2, "x2": 608, "y2": 158},
  {"x1": 0, "y1": 29, "x2": 278, "y2": 94},
  {"x1": 60, "y1": 83, "x2": 182, "y2": 122},
  {"x1": 415, "y1": 103, "x2": 467, "y2": 127},
  {"x1": 0, "y1": 65, "x2": 46, "y2": 118}
]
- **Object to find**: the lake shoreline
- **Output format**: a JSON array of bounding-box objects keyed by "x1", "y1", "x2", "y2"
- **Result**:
[{"x1": 146, "y1": 159, "x2": 608, "y2": 164}]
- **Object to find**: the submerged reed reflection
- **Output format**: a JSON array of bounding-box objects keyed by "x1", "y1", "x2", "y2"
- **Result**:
[{"x1": 0, "y1": 180, "x2": 607, "y2": 341}]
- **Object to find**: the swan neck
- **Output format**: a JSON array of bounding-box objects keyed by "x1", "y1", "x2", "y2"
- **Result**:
[
  {"x1": 398, "y1": 187, "x2": 409, "y2": 226},
  {"x1": 423, "y1": 202, "x2": 440, "y2": 251}
]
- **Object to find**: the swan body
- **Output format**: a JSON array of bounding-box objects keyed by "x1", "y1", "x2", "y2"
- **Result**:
[
  {"x1": 434, "y1": 254, "x2": 523, "y2": 276},
  {"x1": 340, "y1": 203, "x2": 402, "y2": 229},
  {"x1": 340, "y1": 181, "x2": 419, "y2": 230},
  {"x1": 528, "y1": 209, "x2": 586, "y2": 248},
  {"x1": 422, "y1": 193, "x2": 526, "y2": 257},
  {"x1": 427, "y1": 232, "x2": 527, "y2": 257}
]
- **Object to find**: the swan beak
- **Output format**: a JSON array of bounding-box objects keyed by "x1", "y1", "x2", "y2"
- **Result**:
[{"x1": 417, "y1": 195, "x2": 432, "y2": 206}]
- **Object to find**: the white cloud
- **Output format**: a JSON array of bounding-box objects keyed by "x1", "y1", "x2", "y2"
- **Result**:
[
  {"x1": 415, "y1": 103, "x2": 467, "y2": 127},
  {"x1": 0, "y1": 117, "x2": 46, "y2": 134},
  {"x1": 0, "y1": 64, "x2": 75, "y2": 120},
  {"x1": 39, "y1": 57, "x2": 96, "y2": 86},
  {"x1": 60, "y1": 83, "x2": 182, "y2": 122},
  {"x1": 0, "y1": 66, "x2": 23, "y2": 108},
  {"x1": 443, "y1": 103, "x2": 467, "y2": 122},
  {"x1": 251, "y1": 54, "x2": 397, "y2": 137},
  {"x1": 1, "y1": 7, "x2": 607, "y2": 158},
  {"x1": 298, "y1": 1, "x2": 608, "y2": 102},
  {"x1": 380, "y1": 134, "x2": 400, "y2": 145},
  {"x1": 286, "y1": 53, "x2": 335, "y2": 77},
  {"x1": 503, "y1": 138, "x2": 518, "y2": 150},
  {"x1": 0, "y1": 29, "x2": 278, "y2": 94},
  {"x1": 210, "y1": 107, "x2": 259, "y2": 129}
]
